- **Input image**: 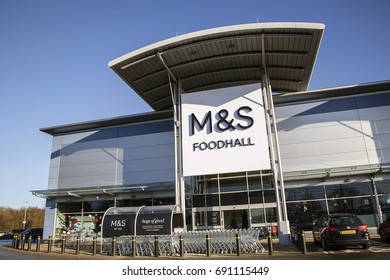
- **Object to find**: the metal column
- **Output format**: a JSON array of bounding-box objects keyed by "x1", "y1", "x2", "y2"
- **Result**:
[
  {"x1": 261, "y1": 35, "x2": 290, "y2": 244},
  {"x1": 370, "y1": 174, "x2": 384, "y2": 225},
  {"x1": 176, "y1": 80, "x2": 186, "y2": 227},
  {"x1": 158, "y1": 53, "x2": 186, "y2": 229}
]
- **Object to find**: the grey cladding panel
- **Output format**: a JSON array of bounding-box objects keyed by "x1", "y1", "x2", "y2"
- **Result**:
[
  {"x1": 52, "y1": 121, "x2": 175, "y2": 189},
  {"x1": 58, "y1": 174, "x2": 117, "y2": 189},
  {"x1": 59, "y1": 161, "x2": 117, "y2": 178},
  {"x1": 277, "y1": 93, "x2": 390, "y2": 172},
  {"x1": 59, "y1": 148, "x2": 118, "y2": 167}
]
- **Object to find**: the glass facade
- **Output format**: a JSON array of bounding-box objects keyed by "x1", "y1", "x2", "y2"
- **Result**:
[
  {"x1": 376, "y1": 180, "x2": 390, "y2": 220},
  {"x1": 188, "y1": 173, "x2": 390, "y2": 230},
  {"x1": 55, "y1": 196, "x2": 175, "y2": 238},
  {"x1": 188, "y1": 170, "x2": 277, "y2": 230},
  {"x1": 285, "y1": 180, "x2": 390, "y2": 229},
  {"x1": 52, "y1": 176, "x2": 390, "y2": 236}
]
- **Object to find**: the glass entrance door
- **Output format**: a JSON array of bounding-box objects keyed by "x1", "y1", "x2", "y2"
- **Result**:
[{"x1": 223, "y1": 210, "x2": 249, "y2": 229}]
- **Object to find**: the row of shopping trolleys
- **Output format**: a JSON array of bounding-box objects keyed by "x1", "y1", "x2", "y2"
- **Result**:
[{"x1": 112, "y1": 229, "x2": 265, "y2": 256}]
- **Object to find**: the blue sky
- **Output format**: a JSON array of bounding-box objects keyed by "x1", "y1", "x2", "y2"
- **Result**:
[{"x1": 0, "y1": 0, "x2": 389, "y2": 209}]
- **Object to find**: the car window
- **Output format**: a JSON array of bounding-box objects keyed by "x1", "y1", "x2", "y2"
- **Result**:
[{"x1": 331, "y1": 216, "x2": 361, "y2": 226}]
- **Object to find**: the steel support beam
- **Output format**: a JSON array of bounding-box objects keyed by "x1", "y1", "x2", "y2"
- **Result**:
[
  {"x1": 261, "y1": 34, "x2": 290, "y2": 245},
  {"x1": 158, "y1": 53, "x2": 186, "y2": 229}
]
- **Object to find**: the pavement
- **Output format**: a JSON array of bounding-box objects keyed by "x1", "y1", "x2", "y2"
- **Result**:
[{"x1": 2, "y1": 231, "x2": 388, "y2": 260}]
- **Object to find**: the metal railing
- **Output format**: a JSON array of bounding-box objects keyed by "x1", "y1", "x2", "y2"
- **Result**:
[
  {"x1": 12, "y1": 228, "x2": 265, "y2": 257},
  {"x1": 114, "y1": 229, "x2": 265, "y2": 256}
]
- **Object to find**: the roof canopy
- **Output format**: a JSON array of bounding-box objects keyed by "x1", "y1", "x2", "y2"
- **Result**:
[{"x1": 109, "y1": 22, "x2": 325, "y2": 111}]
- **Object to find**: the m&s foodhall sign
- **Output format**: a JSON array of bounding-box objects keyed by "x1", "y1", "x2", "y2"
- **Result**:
[{"x1": 181, "y1": 83, "x2": 270, "y2": 176}]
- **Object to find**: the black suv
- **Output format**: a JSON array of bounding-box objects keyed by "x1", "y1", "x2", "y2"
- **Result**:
[
  {"x1": 20, "y1": 227, "x2": 43, "y2": 241},
  {"x1": 312, "y1": 213, "x2": 370, "y2": 250}
]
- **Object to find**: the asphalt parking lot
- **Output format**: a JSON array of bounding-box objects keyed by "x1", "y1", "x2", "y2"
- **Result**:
[{"x1": 1, "y1": 233, "x2": 390, "y2": 260}]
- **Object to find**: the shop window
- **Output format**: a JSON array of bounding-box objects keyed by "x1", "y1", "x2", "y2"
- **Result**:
[
  {"x1": 376, "y1": 180, "x2": 390, "y2": 218},
  {"x1": 287, "y1": 201, "x2": 328, "y2": 230},
  {"x1": 285, "y1": 186, "x2": 325, "y2": 201},
  {"x1": 206, "y1": 177, "x2": 219, "y2": 194},
  {"x1": 376, "y1": 180, "x2": 390, "y2": 194},
  {"x1": 116, "y1": 199, "x2": 144, "y2": 207},
  {"x1": 263, "y1": 190, "x2": 276, "y2": 203},
  {"x1": 251, "y1": 208, "x2": 265, "y2": 224},
  {"x1": 193, "y1": 194, "x2": 206, "y2": 207},
  {"x1": 265, "y1": 208, "x2": 277, "y2": 223},
  {"x1": 57, "y1": 202, "x2": 82, "y2": 213},
  {"x1": 195, "y1": 211, "x2": 207, "y2": 227},
  {"x1": 249, "y1": 191, "x2": 263, "y2": 204},
  {"x1": 224, "y1": 210, "x2": 248, "y2": 229},
  {"x1": 193, "y1": 177, "x2": 206, "y2": 194},
  {"x1": 219, "y1": 176, "x2": 247, "y2": 192},
  {"x1": 220, "y1": 192, "x2": 248, "y2": 206},
  {"x1": 207, "y1": 211, "x2": 221, "y2": 226},
  {"x1": 248, "y1": 175, "x2": 261, "y2": 190},
  {"x1": 206, "y1": 194, "x2": 220, "y2": 207},
  {"x1": 326, "y1": 182, "x2": 372, "y2": 198},
  {"x1": 328, "y1": 197, "x2": 373, "y2": 215},
  {"x1": 83, "y1": 200, "x2": 114, "y2": 212},
  {"x1": 261, "y1": 176, "x2": 273, "y2": 189}
]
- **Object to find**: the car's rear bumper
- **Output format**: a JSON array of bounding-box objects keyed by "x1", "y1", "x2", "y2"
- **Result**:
[{"x1": 327, "y1": 238, "x2": 370, "y2": 247}]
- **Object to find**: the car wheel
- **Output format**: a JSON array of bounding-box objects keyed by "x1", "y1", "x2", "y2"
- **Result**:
[
  {"x1": 362, "y1": 241, "x2": 370, "y2": 249},
  {"x1": 321, "y1": 236, "x2": 330, "y2": 251}
]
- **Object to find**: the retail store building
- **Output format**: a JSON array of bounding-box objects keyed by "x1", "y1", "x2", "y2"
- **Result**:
[{"x1": 33, "y1": 23, "x2": 390, "y2": 242}]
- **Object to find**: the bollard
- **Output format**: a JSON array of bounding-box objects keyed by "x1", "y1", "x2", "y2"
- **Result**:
[
  {"x1": 301, "y1": 232, "x2": 307, "y2": 254},
  {"x1": 154, "y1": 236, "x2": 159, "y2": 257},
  {"x1": 291, "y1": 227, "x2": 296, "y2": 245},
  {"x1": 92, "y1": 235, "x2": 97, "y2": 256},
  {"x1": 48, "y1": 236, "x2": 52, "y2": 253},
  {"x1": 14, "y1": 235, "x2": 18, "y2": 249},
  {"x1": 27, "y1": 235, "x2": 32, "y2": 251},
  {"x1": 206, "y1": 234, "x2": 211, "y2": 257},
  {"x1": 297, "y1": 230, "x2": 302, "y2": 250},
  {"x1": 36, "y1": 236, "x2": 41, "y2": 252},
  {"x1": 61, "y1": 235, "x2": 66, "y2": 254},
  {"x1": 179, "y1": 235, "x2": 184, "y2": 257},
  {"x1": 20, "y1": 234, "x2": 25, "y2": 250},
  {"x1": 131, "y1": 236, "x2": 136, "y2": 257},
  {"x1": 76, "y1": 236, "x2": 80, "y2": 255},
  {"x1": 236, "y1": 233, "x2": 241, "y2": 257},
  {"x1": 268, "y1": 232, "x2": 274, "y2": 255},
  {"x1": 111, "y1": 237, "x2": 116, "y2": 256}
]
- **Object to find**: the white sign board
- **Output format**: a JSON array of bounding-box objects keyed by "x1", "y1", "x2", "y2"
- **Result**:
[{"x1": 181, "y1": 83, "x2": 270, "y2": 176}]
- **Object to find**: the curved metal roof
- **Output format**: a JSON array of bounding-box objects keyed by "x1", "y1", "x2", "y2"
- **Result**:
[{"x1": 109, "y1": 22, "x2": 325, "y2": 111}]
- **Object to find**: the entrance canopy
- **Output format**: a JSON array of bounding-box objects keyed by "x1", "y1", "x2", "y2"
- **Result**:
[
  {"x1": 102, "y1": 205, "x2": 184, "y2": 237},
  {"x1": 109, "y1": 22, "x2": 325, "y2": 111}
]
